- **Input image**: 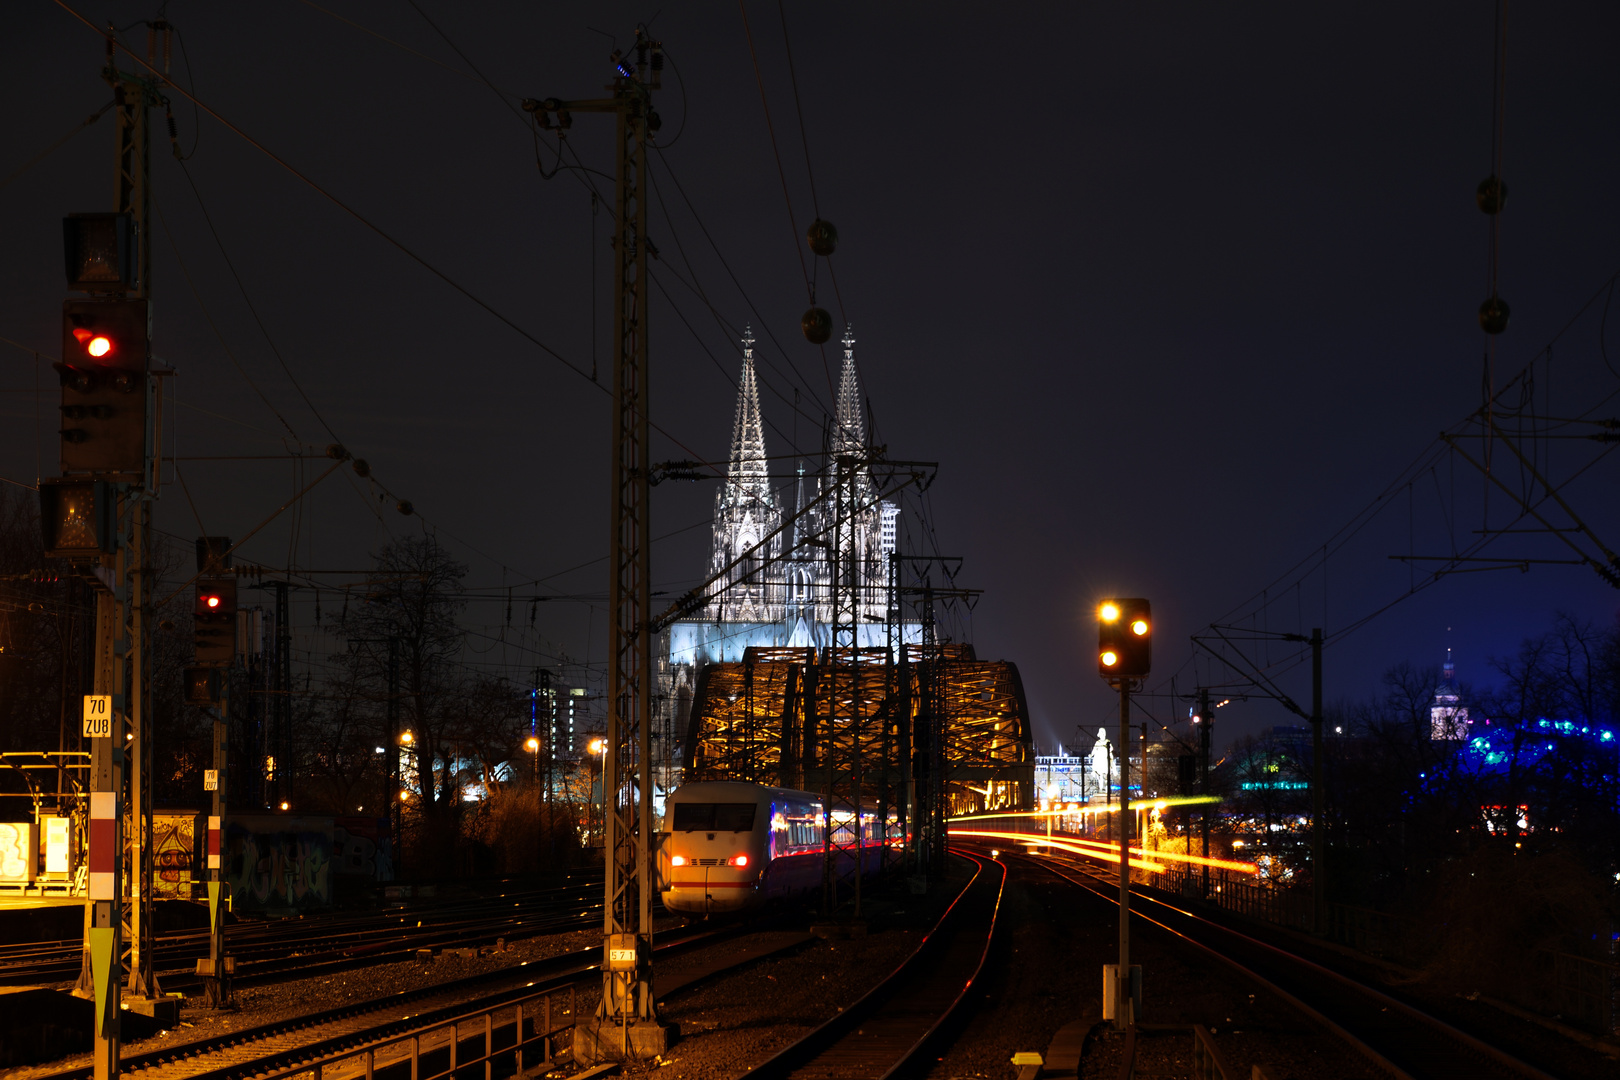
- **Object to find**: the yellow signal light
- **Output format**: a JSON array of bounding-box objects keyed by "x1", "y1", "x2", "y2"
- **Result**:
[
  {"x1": 1099, "y1": 602, "x2": 1120, "y2": 622},
  {"x1": 1100, "y1": 650, "x2": 1119, "y2": 667},
  {"x1": 1131, "y1": 619, "x2": 1149, "y2": 636}
]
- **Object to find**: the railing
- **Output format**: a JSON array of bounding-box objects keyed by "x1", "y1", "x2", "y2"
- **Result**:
[
  {"x1": 1190, "y1": 1024, "x2": 1234, "y2": 1080},
  {"x1": 1154, "y1": 864, "x2": 1311, "y2": 933},
  {"x1": 252, "y1": 983, "x2": 575, "y2": 1080}
]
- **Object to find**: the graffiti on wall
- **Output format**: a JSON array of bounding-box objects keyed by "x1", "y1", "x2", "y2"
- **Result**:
[
  {"x1": 153, "y1": 812, "x2": 198, "y2": 899},
  {"x1": 224, "y1": 816, "x2": 333, "y2": 911},
  {"x1": 333, "y1": 816, "x2": 393, "y2": 882},
  {"x1": 0, "y1": 823, "x2": 34, "y2": 881}
]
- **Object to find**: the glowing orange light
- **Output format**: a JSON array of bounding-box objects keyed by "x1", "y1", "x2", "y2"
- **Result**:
[
  {"x1": 1099, "y1": 602, "x2": 1120, "y2": 622},
  {"x1": 1131, "y1": 619, "x2": 1148, "y2": 636},
  {"x1": 670, "y1": 855, "x2": 686, "y2": 866},
  {"x1": 205, "y1": 595, "x2": 221, "y2": 609},
  {"x1": 525, "y1": 737, "x2": 540, "y2": 752},
  {"x1": 87, "y1": 335, "x2": 112, "y2": 358},
  {"x1": 947, "y1": 826, "x2": 1261, "y2": 876},
  {"x1": 1101, "y1": 650, "x2": 1119, "y2": 667},
  {"x1": 950, "y1": 829, "x2": 1166, "y2": 872},
  {"x1": 729, "y1": 854, "x2": 749, "y2": 867}
]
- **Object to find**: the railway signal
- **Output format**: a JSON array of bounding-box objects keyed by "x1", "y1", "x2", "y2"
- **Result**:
[
  {"x1": 1097, "y1": 598, "x2": 1151, "y2": 677},
  {"x1": 58, "y1": 297, "x2": 149, "y2": 477},
  {"x1": 194, "y1": 579, "x2": 237, "y2": 666},
  {"x1": 1096, "y1": 595, "x2": 1150, "y2": 1028},
  {"x1": 37, "y1": 478, "x2": 114, "y2": 559}
]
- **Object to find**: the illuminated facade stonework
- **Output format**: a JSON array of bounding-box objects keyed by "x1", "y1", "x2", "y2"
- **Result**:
[{"x1": 661, "y1": 327, "x2": 918, "y2": 745}]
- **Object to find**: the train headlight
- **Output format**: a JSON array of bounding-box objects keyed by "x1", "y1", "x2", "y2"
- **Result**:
[
  {"x1": 670, "y1": 855, "x2": 686, "y2": 866},
  {"x1": 728, "y1": 854, "x2": 749, "y2": 867}
]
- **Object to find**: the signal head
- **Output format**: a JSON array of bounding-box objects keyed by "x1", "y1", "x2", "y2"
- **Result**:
[{"x1": 1097, "y1": 597, "x2": 1152, "y2": 678}]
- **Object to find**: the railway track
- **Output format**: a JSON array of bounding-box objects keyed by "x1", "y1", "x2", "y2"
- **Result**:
[
  {"x1": 22, "y1": 920, "x2": 744, "y2": 1080},
  {"x1": 0, "y1": 875, "x2": 611, "y2": 992},
  {"x1": 739, "y1": 850, "x2": 1006, "y2": 1080},
  {"x1": 1015, "y1": 846, "x2": 1563, "y2": 1080}
]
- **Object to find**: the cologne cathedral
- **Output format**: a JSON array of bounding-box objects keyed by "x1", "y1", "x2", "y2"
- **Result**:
[
  {"x1": 658, "y1": 327, "x2": 1032, "y2": 817},
  {"x1": 660, "y1": 328, "x2": 914, "y2": 727}
]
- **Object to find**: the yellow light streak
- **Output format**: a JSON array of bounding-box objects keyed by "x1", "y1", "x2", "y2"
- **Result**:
[
  {"x1": 945, "y1": 794, "x2": 1221, "y2": 823},
  {"x1": 951, "y1": 827, "x2": 1258, "y2": 875},
  {"x1": 950, "y1": 829, "x2": 1166, "y2": 872}
]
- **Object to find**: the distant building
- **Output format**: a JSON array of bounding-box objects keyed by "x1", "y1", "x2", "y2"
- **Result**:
[
  {"x1": 530, "y1": 673, "x2": 588, "y2": 760},
  {"x1": 1035, "y1": 745, "x2": 1094, "y2": 804}
]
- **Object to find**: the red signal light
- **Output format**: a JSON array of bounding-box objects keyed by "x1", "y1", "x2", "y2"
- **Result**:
[
  {"x1": 205, "y1": 594, "x2": 221, "y2": 609},
  {"x1": 70, "y1": 327, "x2": 113, "y2": 358}
]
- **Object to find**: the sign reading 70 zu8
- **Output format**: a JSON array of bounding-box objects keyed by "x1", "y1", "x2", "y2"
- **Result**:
[{"x1": 82, "y1": 694, "x2": 113, "y2": 738}]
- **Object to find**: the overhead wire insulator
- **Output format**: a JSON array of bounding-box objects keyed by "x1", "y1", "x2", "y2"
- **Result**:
[
  {"x1": 801, "y1": 307, "x2": 833, "y2": 344},
  {"x1": 1476, "y1": 175, "x2": 1507, "y2": 214},
  {"x1": 1479, "y1": 295, "x2": 1510, "y2": 334},
  {"x1": 806, "y1": 219, "x2": 837, "y2": 257}
]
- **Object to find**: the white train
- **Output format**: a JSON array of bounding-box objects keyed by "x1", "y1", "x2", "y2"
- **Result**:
[{"x1": 660, "y1": 781, "x2": 888, "y2": 915}]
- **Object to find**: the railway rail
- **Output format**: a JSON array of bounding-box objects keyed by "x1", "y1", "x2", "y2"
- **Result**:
[
  {"x1": 0, "y1": 875, "x2": 613, "y2": 992},
  {"x1": 1006, "y1": 844, "x2": 1563, "y2": 1080},
  {"x1": 22, "y1": 921, "x2": 746, "y2": 1080},
  {"x1": 739, "y1": 850, "x2": 1006, "y2": 1080}
]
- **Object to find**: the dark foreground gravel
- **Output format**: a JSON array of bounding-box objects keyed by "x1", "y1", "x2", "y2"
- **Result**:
[
  {"x1": 921, "y1": 852, "x2": 1386, "y2": 1080},
  {"x1": 611, "y1": 859, "x2": 980, "y2": 1080},
  {"x1": 8, "y1": 917, "x2": 637, "y2": 1080}
]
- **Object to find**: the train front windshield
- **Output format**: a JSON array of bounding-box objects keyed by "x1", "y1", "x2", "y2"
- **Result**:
[{"x1": 672, "y1": 802, "x2": 757, "y2": 832}]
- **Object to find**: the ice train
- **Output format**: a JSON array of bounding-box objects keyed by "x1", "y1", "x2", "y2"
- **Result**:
[{"x1": 659, "y1": 781, "x2": 887, "y2": 915}]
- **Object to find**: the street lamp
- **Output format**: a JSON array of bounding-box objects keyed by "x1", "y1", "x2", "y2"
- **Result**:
[
  {"x1": 526, "y1": 737, "x2": 542, "y2": 864},
  {"x1": 586, "y1": 738, "x2": 608, "y2": 847}
]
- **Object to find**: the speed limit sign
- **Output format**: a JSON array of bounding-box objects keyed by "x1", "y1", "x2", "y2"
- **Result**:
[{"x1": 83, "y1": 695, "x2": 113, "y2": 738}]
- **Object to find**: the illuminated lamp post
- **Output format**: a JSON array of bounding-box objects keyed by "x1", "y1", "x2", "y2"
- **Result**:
[
  {"x1": 588, "y1": 737, "x2": 607, "y2": 847},
  {"x1": 526, "y1": 737, "x2": 542, "y2": 868}
]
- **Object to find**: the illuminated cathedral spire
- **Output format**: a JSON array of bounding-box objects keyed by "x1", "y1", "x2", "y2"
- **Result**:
[
  {"x1": 707, "y1": 327, "x2": 781, "y2": 622},
  {"x1": 725, "y1": 327, "x2": 773, "y2": 503},
  {"x1": 831, "y1": 324, "x2": 866, "y2": 456}
]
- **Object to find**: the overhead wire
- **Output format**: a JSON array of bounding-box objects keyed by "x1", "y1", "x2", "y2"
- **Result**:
[
  {"x1": 737, "y1": 0, "x2": 812, "y2": 302},
  {"x1": 153, "y1": 186, "x2": 304, "y2": 444},
  {"x1": 0, "y1": 99, "x2": 114, "y2": 192}
]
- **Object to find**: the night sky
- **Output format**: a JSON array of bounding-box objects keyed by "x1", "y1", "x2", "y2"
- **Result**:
[{"x1": 4, "y1": 2, "x2": 1619, "y2": 753}]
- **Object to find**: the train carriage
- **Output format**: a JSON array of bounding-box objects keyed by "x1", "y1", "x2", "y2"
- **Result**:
[{"x1": 660, "y1": 781, "x2": 885, "y2": 914}]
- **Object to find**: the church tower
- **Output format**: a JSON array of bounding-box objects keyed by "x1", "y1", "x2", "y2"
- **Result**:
[
  {"x1": 823, "y1": 326, "x2": 893, "y2": 623},
  {"x1": 706, "y1": 329, "x2": 782, "y2": 622}
]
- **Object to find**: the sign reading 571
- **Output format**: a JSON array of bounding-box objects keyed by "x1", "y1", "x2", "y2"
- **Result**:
[{"x1": 83, "y1": 695, "x2": 113, "y2": 738}]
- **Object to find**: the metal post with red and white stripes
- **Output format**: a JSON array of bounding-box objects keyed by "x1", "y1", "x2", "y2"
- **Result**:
[{"x1": 87, "y1": 762, "x2": 121, "y2": 1080}]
